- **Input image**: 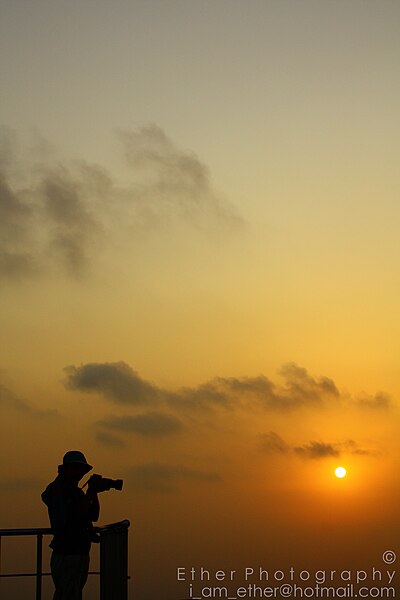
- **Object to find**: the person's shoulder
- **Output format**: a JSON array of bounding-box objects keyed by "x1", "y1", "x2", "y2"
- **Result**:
[
  {"x1": 41, "y1": 477, "x2": 60, "y2": 505},
  {"x1": 45, "y1": 476, "x2": 73, "y2": 498}
]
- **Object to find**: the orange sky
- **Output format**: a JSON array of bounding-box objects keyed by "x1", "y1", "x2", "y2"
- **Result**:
[{"x1": 0, "y1": 2, "x2": 399, "y2": 599}]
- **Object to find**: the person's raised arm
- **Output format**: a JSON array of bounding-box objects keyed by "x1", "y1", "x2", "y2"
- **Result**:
[{"x1": 86, "y1": 487, "x2": 100, "y2": 522}]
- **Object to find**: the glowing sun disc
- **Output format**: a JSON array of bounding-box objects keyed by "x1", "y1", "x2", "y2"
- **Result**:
[{"x1": 335, "y1": 466, "x2": 347, "y2": 478}]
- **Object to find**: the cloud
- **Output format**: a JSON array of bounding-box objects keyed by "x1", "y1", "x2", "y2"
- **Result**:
[
  {"x1": 99, "y1": 411, "x2": 183, "y2": 437},
  {"x1": 338, "y1": 439, "x2": 377, "y2": 456},
  {"x1": 259, "y1": 432, "x2": 376, "y2": 459},
  {"x1": 0, "y1": 131, "x2": 102, "y2": 279},
  {"x1": 0, "y1": 125, "x2": 243, "y2": 282},
  {"x1": 95, "y1": 431, "x2": 125, "y2": 447},
  {"x1": 40, "y1": 167, "x2": 100, "y2": 276},
  {"x1": 127, "y1": 462, "x2": 221, "y2": 493},
  {"x1": 0, "y1": 381, "x2": 59, "y2": 418},
  {"x1": 169, "y1": 380, "x2": 234, "y2": 411},
  {"x1": 0, "y1": 171, "x2": 37, "y2": 279},
  {"x1": 64, "y1": 362, "x2": 160, "y2": 405},
  {"x1": 0, "y1": 125, "x2": 17, "y2": 171},
  {"x1": 0, "y1": 164, "x2": 102, "y2": 280},
  {"x1": 278, "y1": 363, "x2": 340, "y2": 407},
  {"x1": 356, "y1": 392, "x2": 391, "y2": 410},
  {"x1": 294, "y1": 439, "x2": 376, "y2": 459},
  {"x1": 119, "y1": 125, "x2": 243, "y2": 229},
  {"x1": 174, "y1": 364, "x2": 342, "y2": 412},
  {"x1": 259, "y1": 431, "x2": 290, "y2": 454},
  {"x1": 294, "y1": 441, "x2": 340, "y2": 459},
  {"x1": 65, "y1": 361, "x2": 238, "y2": 410},
  {"x1": 64, "y1": 361, "x2": 344, "y2": 413}
]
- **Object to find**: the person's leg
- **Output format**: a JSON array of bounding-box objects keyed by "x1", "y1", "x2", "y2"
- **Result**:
[
  {"x1": 50, "y1": 551, "x2": 63, "y2": 600},
  {"x1": 51, "y1": 552, "x2": 89, "y2": 600},
  {"x1": 79, "y1": 554, "x2": 90, "y2": 592}
]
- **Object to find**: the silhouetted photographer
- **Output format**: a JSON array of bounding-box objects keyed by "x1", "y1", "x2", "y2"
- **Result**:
[{"x1": 42, "y1": 451, "x2": 123, "y2": 600}]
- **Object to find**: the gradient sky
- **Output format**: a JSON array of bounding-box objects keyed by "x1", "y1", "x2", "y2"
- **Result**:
[{"x1": 1, "y1": 2, "x2": 399, "y2": 599}]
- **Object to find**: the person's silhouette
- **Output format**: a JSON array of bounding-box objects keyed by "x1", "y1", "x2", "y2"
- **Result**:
[{"x1": 42, "y1": 451, "x2": 100, "y2": 600}]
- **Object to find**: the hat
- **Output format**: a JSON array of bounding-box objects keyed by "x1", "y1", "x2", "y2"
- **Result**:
[{"x1": 59, "y1": 450, "x2": 93, "y2": 474}]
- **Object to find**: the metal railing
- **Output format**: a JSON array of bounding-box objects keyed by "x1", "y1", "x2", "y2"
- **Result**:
[{"x1": 0, "y1": 520, "x2": 130, "y2": 600}]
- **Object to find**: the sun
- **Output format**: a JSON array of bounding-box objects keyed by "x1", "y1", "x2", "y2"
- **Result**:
[{"x1": 335, "y1": 466, "x2": 347, "y2": 478}]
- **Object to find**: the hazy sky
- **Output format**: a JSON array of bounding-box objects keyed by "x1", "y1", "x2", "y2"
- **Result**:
[{"x1": 1, "y1": 2, "x2": 399, "y2": 599}]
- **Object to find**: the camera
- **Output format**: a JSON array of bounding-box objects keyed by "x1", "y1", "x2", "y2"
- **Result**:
[{"x1": 87, "y1": 473, "x2": 123, "y2": 493}]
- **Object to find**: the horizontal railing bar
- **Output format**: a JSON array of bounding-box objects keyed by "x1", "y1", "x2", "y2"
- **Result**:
[
  {"x1": 0, "y1": 528, "x2": 52, "y2": 537},
  {"x1": 0, "y1": 574, "x2": 52, "y2": 578},
  {"x1": 0, "y1": 520, "x2": 129, "y2": 538},
  {"x1": 0, "y1": 571, "x2": 100, "y2": 578}
]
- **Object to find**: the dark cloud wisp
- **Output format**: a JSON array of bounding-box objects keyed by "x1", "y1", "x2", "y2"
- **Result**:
[
  {"x1": 99, "y1": 411, "x2": 183, "y2": 437},
  {"x1": 0, "y1": 381, "x2": 59, "y2": 418},
  {"x1": 259, "y1": 431, "x2": 376, "y2": 459},
  {"x1": 127, "y1": 462, "x2": 221, "y2": 493},
  {"x1": 294, "y1": 441, "x2": 340, "y2": 459},
  {"x1": 356, "y1": 392, "x2": 391, "y2": 410},
  {"x1": 95, "y1": 431, "x2": 126, "y2": 448},
  {"x1": 119, "y1": 125, "x2": 243, "y2": 229}
]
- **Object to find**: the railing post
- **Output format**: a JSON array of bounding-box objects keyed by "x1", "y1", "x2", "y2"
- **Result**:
[
  {"x1": 0, "y1": 536, "x2": 2, "y2": 597},
  {"x1": 100, "y1": 521, "x2": 130, "y2": 600},
  {"x1": 36, "y1": 533, "x2": 43, "y2": 600}
]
